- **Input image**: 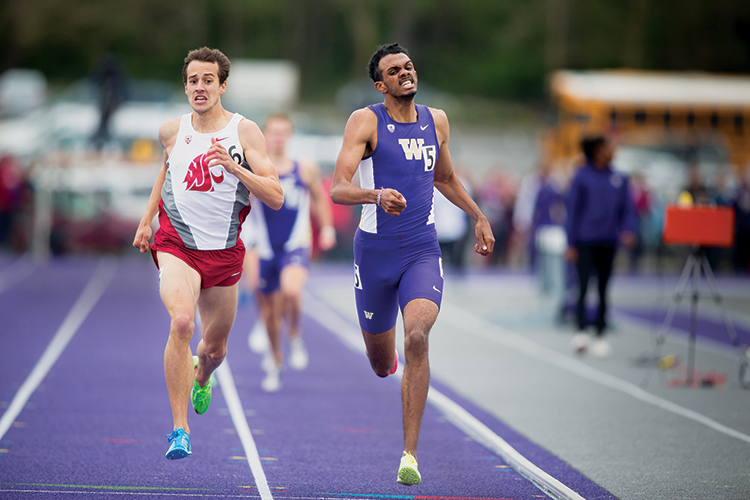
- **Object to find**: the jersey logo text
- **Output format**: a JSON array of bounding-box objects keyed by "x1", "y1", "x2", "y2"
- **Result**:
[
  {"x1": 398, "y1": 138, "x2": 425, "y2": 160},
  {"x1": 364, "y1": 311, "x2": 374, "y2": 319},
  {"x1": 184, "y1": 153, "x2": 225, "y2": 192}
]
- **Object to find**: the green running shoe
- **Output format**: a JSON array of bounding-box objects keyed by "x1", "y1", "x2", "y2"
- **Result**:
[
  {"x1": 191, "y1": 356, "x2": 215, "y2": 415},
  {"x1": 397, "y1": 451, "x2": 421, "y2": 486}
]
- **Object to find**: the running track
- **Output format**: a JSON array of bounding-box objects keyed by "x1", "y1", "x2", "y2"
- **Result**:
[{"x1": 0, "y1": 256, "x2": 616, "y2": 499}]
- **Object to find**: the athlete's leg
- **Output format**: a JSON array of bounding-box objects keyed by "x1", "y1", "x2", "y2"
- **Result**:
[
  {"x1": 195, "y1": 283, "x2": 239, "y2": 385},
  {"x1": 258, "y1": 291, "x2": 284, "y2": 365},
  {"x1": 157, "y1": 252, "x2": 201, "y2": 434},
  {"x1": 361, "y1": 326, "x2": 397, "y2": 378},
  {"x1": 400, "y1": 298, "x2": 439, "y2": 461},
  {"x1": 280, "y1": 264, "x2": 308, "y2": 340},
  {"x1": 242, "y1": 247, "x2": 260, "y2": 293}
]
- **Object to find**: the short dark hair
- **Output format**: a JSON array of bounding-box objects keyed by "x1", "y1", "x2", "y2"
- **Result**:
[
  {"x1": 182, "y1": 47, "x2": 231, "y2": 86},
  {"x1": 580, "y1": 135, "x2": 607, "y2": 162},
  {"x1": 368, "y1": 43, "x2": 410, "y2": 82}
]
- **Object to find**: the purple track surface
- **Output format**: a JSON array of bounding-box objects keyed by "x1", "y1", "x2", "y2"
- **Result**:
[
  {"x1": 0, "y1": 256, "x2": 617, "y2": 499},
  {"x1": 616, "y1": 306, "x2": 750, "y2": 348}
]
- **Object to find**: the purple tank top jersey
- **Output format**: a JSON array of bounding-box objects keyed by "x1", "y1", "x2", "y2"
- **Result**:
[
  {"x1": 262, "y1": 161, "x2": 309, "y2": 249},
  {"x1": 358, "y1": 103, "x2": 440, "y2": 235}
]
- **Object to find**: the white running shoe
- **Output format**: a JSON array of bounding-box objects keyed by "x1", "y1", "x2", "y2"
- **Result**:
[
  {"x1": 571, "y1": 333, "x2": 589, "y2": 355},
  {"x1": 261, "y1": 364, "x2": 281, "y2": 392},
  {"x1": 261, "y1": 350, "x2": 276, "y2": 373},
  {"x1": 248, "y1": 322, "x2": 269, "y2": 353},
  {"x1": 289, "y1": 337, "x2": 309, "y2": 370},
  {"x1": 590, "y1": 338, "x2": 612, "y2": 359},
  {"x1": 397, "y1": 451, "x2": 421, "y2": 486}
]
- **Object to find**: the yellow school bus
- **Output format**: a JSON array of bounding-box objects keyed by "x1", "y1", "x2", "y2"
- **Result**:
[{"x1": 546, "y1": 69, "x2": 750, "y2": 170}]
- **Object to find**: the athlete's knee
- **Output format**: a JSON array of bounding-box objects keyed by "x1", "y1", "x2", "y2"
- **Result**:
[
  {"x1": 404, "y1": 326, "x2": 430, "y2": 356},
  {"x1": 170, "y1": 313, "x2": 194, "y2": 340},
  {"x1": 369, "y1": 356, "x2": 393, "y2": 378},
  {"x1": 364, "y1": 347, "x2": 394, "y2": 378},
  {"x1": 281, "y1": 287, "x2": 301, "y2": 307}
]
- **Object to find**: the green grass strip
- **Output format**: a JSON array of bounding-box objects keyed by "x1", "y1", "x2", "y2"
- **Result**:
[{"x1": 13, "y1": 483, "x2": 212, "y2": 491}]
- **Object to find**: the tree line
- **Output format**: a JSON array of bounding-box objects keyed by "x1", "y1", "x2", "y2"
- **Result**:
[{"x1": 2, "y1": 0, "x2": 749, "y2": 101}]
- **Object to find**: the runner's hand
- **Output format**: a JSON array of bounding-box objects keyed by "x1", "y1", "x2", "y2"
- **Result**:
[
  {"x1": 474, "y1": 216, "x2": 495, "y2": 256},
  {"x1": 133, "y1": 223, "x2": 152, "y2": 253},
  {"x1": 206, "y1": 137, "x2": 238, "y2": 174},
  {"x1": 380, "y1": 188, "x2": 407, "y2": 216}
]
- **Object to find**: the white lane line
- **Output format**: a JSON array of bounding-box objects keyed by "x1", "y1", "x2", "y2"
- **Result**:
[
  {"x1": 441, "y1": 303, "x2": 750, "y2": 446},
  {"x1": 303, "y1": 291, "x2": 586, "y2": 500},
  {"x1": 428, "y1": 389, "x2": 584, "y2": 500},
  {"x1": 0, "y1": 258, "x2": 117, "y2": 441},
  {"x1": 216, "y1": 359, "x2": 273, "y2": 500},
  {"x1": 0, "y1": 256, "x2": 40, "y2": 294}
]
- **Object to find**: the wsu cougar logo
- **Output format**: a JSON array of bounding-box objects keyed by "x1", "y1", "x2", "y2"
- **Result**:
[{"x1": 184, "y1": 153, "x2": 224, "y2": 192}]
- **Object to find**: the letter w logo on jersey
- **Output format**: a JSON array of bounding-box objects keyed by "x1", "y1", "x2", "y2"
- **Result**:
[
  {"x1": 398, "y1": 138, "x2": 425, "y2": 160},
  {"x1": 184, "y1": 153, "x2": 225, "y2": 192}
]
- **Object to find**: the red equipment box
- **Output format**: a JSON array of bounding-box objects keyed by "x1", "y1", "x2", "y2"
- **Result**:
[{"x1": 662, "y1": 205, "x2": 735, "y2": 248}]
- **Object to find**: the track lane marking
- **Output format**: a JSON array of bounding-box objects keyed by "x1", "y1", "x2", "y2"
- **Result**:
[
  {"x1": 441, "y1": 303, "x2": 750, "y2": 446},
  {"x1": 0, "y1": 256, "x2": 40, "y2": 294},
  {"x1": 0, "y1": 258, "x2": 116, "y2": 441},
  {"x1": 216, "y1": 359, "x2": 273, "y2": 500},
  {"x1": 303, "y1": 291, "x2": 586, "y2": 500}
]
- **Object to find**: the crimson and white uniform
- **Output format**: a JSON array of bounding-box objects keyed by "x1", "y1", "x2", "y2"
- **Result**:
[
  {"x1": 157, "y1": 112, "x2": 250, "y2": 251},
  {"x1": 151, "y1": 112, "x2": 251, "y2": 289}
]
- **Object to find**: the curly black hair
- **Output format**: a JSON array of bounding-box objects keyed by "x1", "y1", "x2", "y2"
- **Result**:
[{"x1": 367, "y1": 43, "x2": 410, "y2": 82}]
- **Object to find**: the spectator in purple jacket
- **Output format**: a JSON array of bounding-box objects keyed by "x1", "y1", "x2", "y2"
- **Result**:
[{"x1": 565, "y1": 135, "x2": 638, "y2": 357}]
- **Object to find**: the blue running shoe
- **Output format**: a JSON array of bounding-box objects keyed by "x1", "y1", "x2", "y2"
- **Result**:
[{"x1": 165, "y1": 429, "x2": 191, "y2": 460}]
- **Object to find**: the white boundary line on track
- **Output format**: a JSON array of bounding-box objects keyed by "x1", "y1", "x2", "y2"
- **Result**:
[
  {"x1": 303, "y1": 291, "x2": 586, "y2": 500},
  {"x1": 215, "y1": 360, "x2": 273, "y2": 500},
  {"x1": 0, "y1": 256, "x2": 40, "y2": 295},
  {"x1": 0, "y1": 258, "x2": 117, "y2": 441},
  {"x1": 440, "y1": 304, "x2": 750, "y2": 446}
]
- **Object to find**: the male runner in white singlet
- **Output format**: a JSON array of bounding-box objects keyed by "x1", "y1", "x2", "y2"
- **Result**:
[
  {"x1": 133, "y1": 47, "x2": 283, "y2": 460},
  {"x1": 330, "y1": 43, "x2": 495, "y2": 485}
]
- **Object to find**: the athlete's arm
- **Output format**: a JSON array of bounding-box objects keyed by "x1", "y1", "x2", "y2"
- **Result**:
[
  {"x1": 132, "y1": 118, "x2": 179, "y2": 253},
  {"x1": 330, "y1": 108, "x2": 406, "y2": 216},
  {"x1": 205, "y1": 118, "x2": 284, "y2": 210},
  {"x1": 430, "y1": 108, "x2": 495, "y2": 256},
  {"x1": 301, "y1": 160, "x2": 336, "y2": 251}
]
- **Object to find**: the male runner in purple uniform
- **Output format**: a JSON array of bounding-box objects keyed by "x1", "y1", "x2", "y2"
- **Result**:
[
  {"x1": 249, "y1": 112, "x2": 336, "y2": 392},
  {"x1": 330, "y1": 43, "x2": 495, "y2": 486}
]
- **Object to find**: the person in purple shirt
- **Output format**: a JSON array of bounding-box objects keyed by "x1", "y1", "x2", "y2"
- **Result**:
[
  {"x1": 565, "y1": 135, "x2": 637, "y2": 358},
  {"x1": 330, "y1": 43, "x2": 494, "y2": 486}
]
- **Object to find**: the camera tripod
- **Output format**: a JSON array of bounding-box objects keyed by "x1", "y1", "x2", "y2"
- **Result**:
[{"x1": 654, "y1": 246, "x2": 742, "y2": 387}]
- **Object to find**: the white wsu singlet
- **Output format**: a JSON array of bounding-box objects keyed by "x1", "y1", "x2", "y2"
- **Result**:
[{"x1": 160, "y1": 113, "x2": 250, "y2": 250}]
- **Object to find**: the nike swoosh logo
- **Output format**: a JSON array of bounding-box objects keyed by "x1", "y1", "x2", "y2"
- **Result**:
[
  {"x1": 420, "y1": 125, "x2": 429, "y2": 131},
  {"x1": 433, "y1": 286, "x2": 441, "y2": 293},
  {"x1": 215, "y1": 136, "x2": 229, "y2": 142}
]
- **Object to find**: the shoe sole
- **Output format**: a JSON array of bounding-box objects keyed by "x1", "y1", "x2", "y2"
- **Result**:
[
  {"x1": 397, "y1": 467, "x2": 421, "y2": 486},
  {"x1": 166, "y1": 449, "x2": 190, "y2": 460},
  {"x1": 166, "y1": 445, "x2": 191, "y2": 460}
]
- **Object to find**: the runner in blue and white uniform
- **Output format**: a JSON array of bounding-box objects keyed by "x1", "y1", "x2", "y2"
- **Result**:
[
  {"x1": 245, "y1": 113, "x2": 336, "y2": 392},
  {"x1": 330, "y1": 43, "x2": 495, "y2": 486}
]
